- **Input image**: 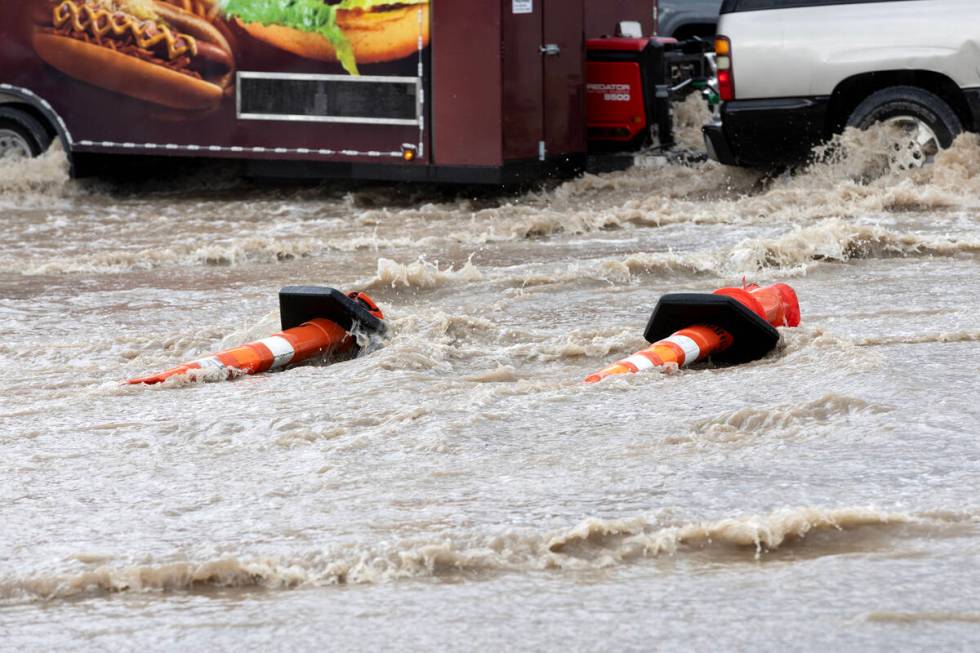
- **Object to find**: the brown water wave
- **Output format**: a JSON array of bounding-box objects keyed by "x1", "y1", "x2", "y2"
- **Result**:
[
  {"x1": 667, "y1": 394, "x2": 892, "y2": 446},
  {"x1": 5, "y1": 216, "x2": 973, "y2": 279},
  {"x1": 3, "y1": 123, "x2": 980, "y2": 282},
  {"x1": 0, "y1": 145, "x2": 72, "y2": 198},
  {"x1": 350, "y1": 220, "x2": 979, "y2": 293},
  {"x1": 720, "y1": 219, "x2": 980, "y2": 272},
  {"x1": 855, "y1": 331, "x2": 980, "y2": 346},
  {"x1": 1, "y1": 233, "x2": 425, "y2": 276},
  {"x1": 865, "y1": 611, "x2": 980, "y2": 624},
  {"x1": 4, "y1": 507, "x2": 967, "y2": 603}
]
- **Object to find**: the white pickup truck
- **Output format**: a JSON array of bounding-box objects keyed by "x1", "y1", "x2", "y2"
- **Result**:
[{"x1": 702, "y1": 0, "x2": 980, "y2": 168}]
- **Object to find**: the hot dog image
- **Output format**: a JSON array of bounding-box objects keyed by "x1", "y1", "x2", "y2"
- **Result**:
[
  {"x1": 32, "y1": 0, "x2": 235, "y2": 110},
  {"x1": 158, "y1": 0, "x2": 239, "y2": 53},
  {"x1": 220, "y1": 0, "x2": 430, "y2": 76}
]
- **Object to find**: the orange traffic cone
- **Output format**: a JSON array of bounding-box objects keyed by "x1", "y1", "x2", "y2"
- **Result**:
[
  {"x1": 128, "y1": 287, "x2": 385, "y2": 385},
  {"x1": 585, "y1": 283, "x2": 800, "y2": 383}
]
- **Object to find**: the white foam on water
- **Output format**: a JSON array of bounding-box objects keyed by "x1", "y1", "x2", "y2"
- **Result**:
[
  {"x1": 0, "y1": 144, "x2": 71, "y2": 199},
  {"x1": 367, "y1": 256, "x2": 484, "y2": 290},
  {"x1": 0, "y1": 506, "x2": 926, "y2": 602}
]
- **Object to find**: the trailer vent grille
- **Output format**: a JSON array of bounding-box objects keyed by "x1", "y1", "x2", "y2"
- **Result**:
[{"x1": 237, "y1": 73, "x2": 420, "y2": 126}]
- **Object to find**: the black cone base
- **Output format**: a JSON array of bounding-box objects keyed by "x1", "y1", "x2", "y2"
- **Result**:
[
  {"x1": 279, "y1": 286, "x2": 386, "y2": 334},
  {"x1": 644, "y1": 293, "x2": 779, "y2": 364}
]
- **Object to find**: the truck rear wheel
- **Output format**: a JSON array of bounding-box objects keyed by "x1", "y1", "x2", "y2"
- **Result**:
[
  {"x1": 846, "y1": 86, "x2": 962, "y2": 168},
  {"x1": 0, "y1": 107, "x2": 53, "y2": 159}
]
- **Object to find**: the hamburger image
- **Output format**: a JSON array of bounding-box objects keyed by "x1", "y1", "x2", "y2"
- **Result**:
[
  {"x1": 32, "y1": 0, "x2": 235, "y2": 110},
  {"x1": 220, "y1": 0, "x2": 430, "y2": 76}
]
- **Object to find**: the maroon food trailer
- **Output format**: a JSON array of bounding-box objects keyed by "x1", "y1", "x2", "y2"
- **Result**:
[{"x1": 0, "y1": 0, "x2": 698, "y2": 184}]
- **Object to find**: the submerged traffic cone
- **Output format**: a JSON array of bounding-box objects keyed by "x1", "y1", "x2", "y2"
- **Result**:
[
  {"x1": 128, "y1": 287, "x2": 386, "y2": 385},
  {"x1": 585, "y1": 283, "x2": 800, "y2": 383}
]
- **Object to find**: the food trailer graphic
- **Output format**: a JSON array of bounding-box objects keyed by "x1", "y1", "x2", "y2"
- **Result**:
[{"x1": 0, "y1": 0, "x2": 702, "y2": 183}]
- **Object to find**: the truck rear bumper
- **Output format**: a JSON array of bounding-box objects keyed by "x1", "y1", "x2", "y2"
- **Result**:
[
  {"x1": 703, "y1": 97, "x2": 830, "y2": 168},
  {"x1": 703, "y1": 119, "x2": 736, "y2": 166}
]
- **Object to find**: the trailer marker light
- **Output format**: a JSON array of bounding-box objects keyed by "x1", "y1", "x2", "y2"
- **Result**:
[{"x1": 401, "y1": 144, "x2": 417, "y2": 161}]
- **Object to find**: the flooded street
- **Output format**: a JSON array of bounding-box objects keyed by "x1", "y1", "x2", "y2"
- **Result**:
[{"x1": 2, "y1": 111, "x2": 979, "y2": 649}]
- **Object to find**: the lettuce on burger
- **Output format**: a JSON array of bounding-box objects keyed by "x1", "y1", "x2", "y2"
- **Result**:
[{"x1": 222, "y1": 0, "x2": 430, "y2": 75}]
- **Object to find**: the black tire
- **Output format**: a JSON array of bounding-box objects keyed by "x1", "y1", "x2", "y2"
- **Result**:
[
  {"x1": 846, "y1": 86, "x2": 962, "y2": 148},
  {"x1": 0, "y1": 106, "x2": 54, "y2": 157}
]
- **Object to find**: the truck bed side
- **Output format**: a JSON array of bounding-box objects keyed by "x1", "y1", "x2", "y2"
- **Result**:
[{"x1": 721, "y1": 0, "x2": 980, "y2": 99}]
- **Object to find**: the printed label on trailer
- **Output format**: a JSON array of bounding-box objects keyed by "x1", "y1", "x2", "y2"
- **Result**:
[
  {"x1": 586, "y1": 83, "x2": 632, "y2": 102},
  {"x1": 513, "y1": 0, "x2": 532, "y2": 14}
]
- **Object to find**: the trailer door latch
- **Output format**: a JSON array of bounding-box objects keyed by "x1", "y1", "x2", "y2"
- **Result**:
[{"x1": 540, "y1": 44, "x2": 560, "y2": 56}]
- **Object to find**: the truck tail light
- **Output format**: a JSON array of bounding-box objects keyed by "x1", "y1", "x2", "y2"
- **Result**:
[{"x1": 715, "y1": 36, "x2": 735, "y2": 101}]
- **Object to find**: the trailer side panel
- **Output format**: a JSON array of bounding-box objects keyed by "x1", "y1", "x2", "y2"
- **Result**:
[{"x1": 432, "y1": 0, "x2": 503, "y2": 167}]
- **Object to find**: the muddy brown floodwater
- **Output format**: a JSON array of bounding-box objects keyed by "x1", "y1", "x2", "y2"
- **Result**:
[{"x1": 1, "y1": 106, "x2": 979, "y2": 649}]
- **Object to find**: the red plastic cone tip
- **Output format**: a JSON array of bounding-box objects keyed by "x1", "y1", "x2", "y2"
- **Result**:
[{"x1": 714, "y1": 282, "x2": 800, "y2": 328}]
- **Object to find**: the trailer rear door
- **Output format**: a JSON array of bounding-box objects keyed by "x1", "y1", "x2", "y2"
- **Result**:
[
  {"x1": 502, "y1": 1, "x2": 545, "y2": 162},
  {"x1": 503, "y1": 0, "x2": 586, "y2": 163},
  {"x1": 543, "y1": 1, "x2": 586, "y2": 158}
]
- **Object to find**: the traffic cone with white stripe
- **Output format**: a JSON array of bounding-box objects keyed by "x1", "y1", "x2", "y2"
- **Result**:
[
  {"x1": 128, "y1": 287, "x2": 385, "y2": 385},
  {"x1": 585, "y1": 283, "x2": 800, "y2": 383}
]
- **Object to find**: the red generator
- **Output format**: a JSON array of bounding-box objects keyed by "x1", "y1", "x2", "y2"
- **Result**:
[{"x1": 586, "y1": 36, "x2": 702, "y2": 151}]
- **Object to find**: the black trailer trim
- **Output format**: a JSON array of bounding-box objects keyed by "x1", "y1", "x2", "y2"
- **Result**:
[
  {"x1": 243, "y1": 154, "x2": 588, "y2": 185},
  {"x1": 71, "y1": 152, "x2": 587, "y2": 185}
]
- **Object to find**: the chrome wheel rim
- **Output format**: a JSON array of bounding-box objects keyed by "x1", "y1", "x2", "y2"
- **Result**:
[
  {"x1": 882, "y1": 116, "x2": 940, "y2": 169},
  {"x1": 0, "y1": 128, "x2": 32, "y2": 160}
]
